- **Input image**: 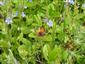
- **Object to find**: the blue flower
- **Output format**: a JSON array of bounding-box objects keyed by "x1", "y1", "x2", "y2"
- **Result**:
[
  {"x1": 47, "y1": 20, "x2": 53, "y2": 27},
  {"x1": 64, "y1": 0, "x2": 74, "y2": 5},
  {"x1": 15, "y1": 11, "x2": 18, "y2": 16},
  {"x1": 69, "y1": 0, "x2": 74, "y2": 4},
  {"x1": 29, "y1": 0, "x2": 32, "y2": 2},
  {"x1": 0, "y1": 1, "x2": 4, "y2": 6},
  {"x1": 12, "y1": 11, "x2": 18, "y2": 17},
  {"x1": 82, "y1": 3, "x2": 85, "y2": 8},
  {"x1": 21, "y1": 12, "x2": 26, "y2": 17},
  {"x1": 5, "y1": 17, "x2": 12, "y2": 24}
]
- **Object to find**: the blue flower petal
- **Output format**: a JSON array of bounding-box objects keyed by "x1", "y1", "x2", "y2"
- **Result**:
[
  {"x1": 47, "y1": 20, "x2": 53, "y2": 27},
  {"x1": 5, "y1": 17, "x2": 12, "y2": 24},
  {"x1": 0, "y1": 1, "x2": 4, "y2": 6},
  {"x1": 64, "y1": 0, "x2": 74, "y2": 5},
  {"x1": 29, "y1": 0, "x2": 32, "y2": 2},
  {"x1": 22, "y1": 12, "x2": 26, "y2": 17},
  {"x1": 82, "y1": 3, "x2": 85, "y2": 8},
  {"x1": 69, "y1": 0, "x2": 74, "y2": 4}
]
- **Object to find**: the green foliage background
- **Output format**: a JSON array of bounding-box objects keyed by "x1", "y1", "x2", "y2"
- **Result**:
[{"x1": 0, "y1": 0, "x2": 85, "y2": 64}]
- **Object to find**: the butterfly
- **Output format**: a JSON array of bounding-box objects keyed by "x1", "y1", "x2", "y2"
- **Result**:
[{"x1": 37, "y1": 26, "x2": 45, "y2": 36}]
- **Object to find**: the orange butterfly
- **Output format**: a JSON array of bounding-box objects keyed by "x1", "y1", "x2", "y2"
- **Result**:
[{"x1": 37, "y1": 27, "x2": 45, "y2": 36}]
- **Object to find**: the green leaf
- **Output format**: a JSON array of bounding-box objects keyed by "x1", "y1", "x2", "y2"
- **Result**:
[
  {"x1": 13, "y1": 0, "x2": 18, "y2": 3},
  {"x1": 41, "y1": 35, "x2": 52, "y2": 41},
  {"x1": 48, "y1": 45, "x2": 57, "y2": 61},
  {"x1": 27, "y1": 2, "x2": 36, "y2": 7},
  {"x1": 18, "y1": 45, "x2": 28, "y2": 60},
  {"x1": 21, "y1": 27, "x2": 30, "y2": 34},
  {"x1": 43, "y1": 44, "x2": 50, "y2": 61},
  {"x1": 41, "y1": 0, "x2": 44, "y2": 3},
  {"x1": 62, "y1": 50, "x2": 68, "y2": 61},
  {"x1": 26, "y1": 18, "x2": 33, "y2": 26},
  {"x1": 48, "y1": 45, "x2": 62, "y2": 61},
  {"x1": 28, "y1": 33, "x2": 36, "y2": 38},
  {"x1": 34, "y1": 14, "x2": 42, "y2": 26},
  {"x1": 7, "y1": 49, "x2": 17, "y2": 64}
]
